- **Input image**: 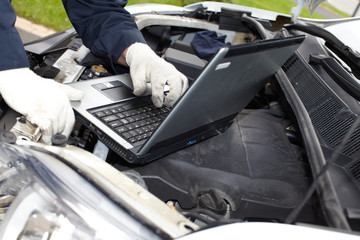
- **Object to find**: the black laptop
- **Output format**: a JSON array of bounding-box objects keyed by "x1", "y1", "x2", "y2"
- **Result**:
[{"x1": 69, "y1": 35, "x2": 305, "y2": 164}]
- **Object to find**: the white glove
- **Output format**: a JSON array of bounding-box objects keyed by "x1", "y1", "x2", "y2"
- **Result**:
[
  {"x1": 0, "y1": 68, "x2": 83, "y2": 144},
  {"x1": 126, "y1": 43, "x2": 188, "y2": 107}
]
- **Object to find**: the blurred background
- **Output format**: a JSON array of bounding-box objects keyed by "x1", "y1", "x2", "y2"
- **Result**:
[{"x1": 13, "y1": 0, "x2": 360, "y2": 43}]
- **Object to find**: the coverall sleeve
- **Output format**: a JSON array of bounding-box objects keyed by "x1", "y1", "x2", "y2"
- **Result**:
[
  {"x1": 0, "y1": 0, "x2": 30, "y2": 71},
  {"x1": 62, "y1": 0, "x2": 146, "y2": 68}
]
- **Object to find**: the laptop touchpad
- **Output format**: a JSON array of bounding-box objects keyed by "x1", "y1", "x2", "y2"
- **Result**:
[{"x1": 92, "y1": 80, "x2": 135, "y2": 101}]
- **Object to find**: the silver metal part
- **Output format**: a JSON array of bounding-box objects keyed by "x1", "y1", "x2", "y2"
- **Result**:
[
  {"x1": 134, "y1": 14, "x2": 236, "y2": 43},
  {"x1": 53, "y1": 45, "x2": 90, "y2": 84},
  {"x1": 16, "y1": 140, "x2": 200, "y2": 238},
  {"x1": 10, "y1": 117, "x2": 41, "y2": 142}
]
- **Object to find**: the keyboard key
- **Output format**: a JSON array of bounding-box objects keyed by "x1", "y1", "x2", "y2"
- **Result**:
[
  {"x1": 124, "y1": 112, "x2": 133, "y2": 117},
  {"x1": 151, "y1": 122, "x2": 160, "y2": 129},
  {"x1": 144, "y1": 132, "x2": 152, "y2": 139},
  {"x1": 144, "y1": 112, "x2": 153, "y2": 118},
  {"x1": 137, "y1": 113, "x2": 147, "y2": 120},
  {"x1": 128, "y1": 130, "x2": 138, "y2": 137},
  {"x1": 133, "y1": 115, "x2": 142, "y2": 121},
  {"x1": 110, "y1": 108, "x2": 119, "y2": 114},
  {"x1": 136, "y1": 108, "x2": 146, "y2": 114},
  {"x1": 128, "y1": 109, "x2": 138, "y2": 116},
  {"x1": 116, "y1": 112, "x2": 126, "y2": 119},
  {"x1": 142, "y1": 126, "x2": 150, "y2": 132},
  {"x1": 149, "y1": 117, "x2": 158, "y2": 123},
  {"x1": 144, "y1": 118, "x2": 153, "y2": 125},
  {"x1": 102, "y1": 115, "x2": 118, "y2": 123},
  {"x1": 135, "y1": 128, "x2": 144, "y2": 135},
  {"x1": 116, "y1": 126, "x2": 128, "y2": 133},
  {"x1": 124, "y1": 124, "x2": 134, "y2": 130},
  {"x1": 132, "y1": 121, "x2": 141, "y2": 128},
  {"x1": 153, "y1": 116, "x2": 162, "y2": 122},
  {"x1": 152, "y1": 109, "x2": 162, "y2": 115},
  {"x1": 138, "y1": 120, "x2": 147, "y2": 127},
  {"x1": 120, "y1": 119, "x2": 130, "y2": 125},
  {"x1": 95, "y1": 111, "x2": 106, "y2": 118},
  {"x1": 135, "y1": 135, "x2": 143, "y2": 141},
  {"x1": 109, "y1": 121, "x2": 122, "y2": 128},
  {"x1": 103, "y1": 110, "x2": 112, "y2": 115},
  {"x1": 121, "y1": 132, "x2": 132, "y2": 139},
  {"x1": 148, "y1": 125, "x2": 156, "y2": 131},
  {"x1": 116, "y1": 106, "x2": 125, "y2": 112},
  {"x1": 125, "y1": 117, "x2": 135, "y2": 123},
  {"x1": 161, "y1": 107, "x2": 170, "y2": 113}
]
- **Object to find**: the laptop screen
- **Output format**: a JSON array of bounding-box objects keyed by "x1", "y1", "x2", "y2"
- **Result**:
[{"x1": 140, "y1": 35, "x2": 305, "y2": 154}]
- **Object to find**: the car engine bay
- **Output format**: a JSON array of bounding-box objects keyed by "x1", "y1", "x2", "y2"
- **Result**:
[{"x1": 1, "y1": 4, "x2": 360, "y2": 234}]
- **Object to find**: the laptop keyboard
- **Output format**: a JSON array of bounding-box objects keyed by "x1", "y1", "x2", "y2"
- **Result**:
[{"x1": 89, "y1": 98, "x2": 170, "y2": 144}]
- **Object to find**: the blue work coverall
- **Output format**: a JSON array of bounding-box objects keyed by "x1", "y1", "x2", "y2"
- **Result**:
[
  {"x1": 0, "y1": 0, "x2": 146, "y2": 71},
  {"x1": 0, "y1": 0, "x2": 29, "y2": 70}
]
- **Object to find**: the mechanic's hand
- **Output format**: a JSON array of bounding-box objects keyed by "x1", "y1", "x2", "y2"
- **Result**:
[
  {"x1": 0, "y1": 68, "x2": 83, "y2": 144},
  {"x1": 125, "y1": 43, "x2": 188, "y2": 107}
]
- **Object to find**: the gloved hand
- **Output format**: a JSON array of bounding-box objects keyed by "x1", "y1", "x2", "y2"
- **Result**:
[
  {"x1": 0, "y1": 68, "x2": 83, "y2": 144},
  {"x1": 125, "y1": 43, "x2": 188, "y2": 108}
]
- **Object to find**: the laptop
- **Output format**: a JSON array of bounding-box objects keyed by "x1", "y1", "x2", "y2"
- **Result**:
[{"x1": 69, "y1": 35, "x2": 305, "y2": 164}]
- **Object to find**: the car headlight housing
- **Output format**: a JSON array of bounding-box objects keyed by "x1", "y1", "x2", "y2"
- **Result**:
[{"x1": 0, "y1": 142, "x2": 161, "y2": 240}]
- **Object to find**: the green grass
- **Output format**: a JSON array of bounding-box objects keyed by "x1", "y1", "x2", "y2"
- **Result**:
[
  {"x1": 12, "y1": 0, "x2": 72, "y2": 31},
  {"x1": 12, "y1": 0, "x2": 332, "y2": 31}
]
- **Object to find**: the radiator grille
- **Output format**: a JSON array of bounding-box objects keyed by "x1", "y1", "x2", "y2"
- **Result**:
[
  {"x1": 282, "y1": 55, "x2": 360, "y2": 161},
  {"x1": 348, "y1": 160, "x2": 360, "y2": 183},
  {"x1": 283, "y1": 55, "x2": 327, "y2": 110},
  {"x1": 309, "y1": 98, "x2": 352, "y2": 149}
]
